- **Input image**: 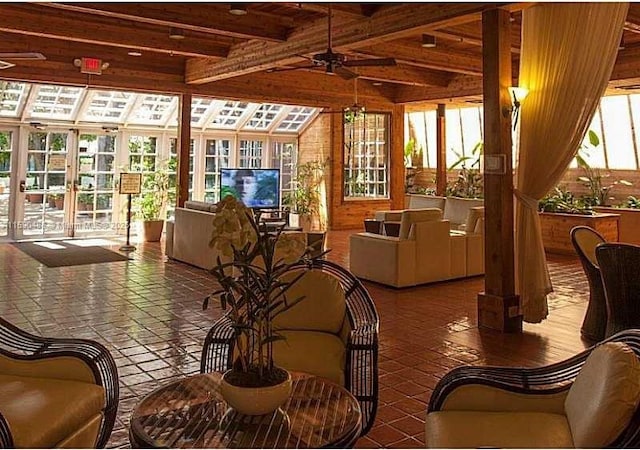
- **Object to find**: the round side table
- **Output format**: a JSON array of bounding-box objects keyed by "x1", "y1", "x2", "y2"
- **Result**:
[{"x1": 129, "y1": 372, "x2": 362, "y2": 448}]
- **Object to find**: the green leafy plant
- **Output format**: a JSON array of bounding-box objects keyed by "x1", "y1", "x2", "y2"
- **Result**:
[
  {"x1": 446, "y1": 141, "x2": 484, "y2": 199},
  {"x1": 622, "y1": 195, "x2": 640, "y2": 209},
  {"x1": 203, "y1": 196, "x2": 319, "y2": 386},
  {"x1": 404, "y1": 138, "x2": 424, "y2": 168},
  {"x1": 283, "y1": 160, "x2": 326, "y2": 216},
  {"x1": 133, "y1": 162, "x2": 170, "y2": 221},
  {"x1": 539, "y1": 186, "x2": 594, "y2": 215},
  {"x1": 576, "y1": 130, "x2": 632, "y2": 207}
]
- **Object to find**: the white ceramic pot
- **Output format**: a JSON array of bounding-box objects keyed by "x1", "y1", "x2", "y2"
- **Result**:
[{"x1": 220, "y1": 369, "x2": 292, "y2": 415}]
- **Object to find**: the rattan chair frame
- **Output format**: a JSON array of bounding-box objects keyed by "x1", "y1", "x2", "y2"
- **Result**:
[
  {"x1": 0, "y1": 317, "x2": 119, "y2": 448},
  {"x1": 428, "y1": 329, "x2": 640, "y2": 447},
  {"x1": 570, "y1": 225, "x2": 607, "y2": 342},
  {"x1": 597, "y1": 242, "x2": 640, "y2": 337},
  {"x1": 200, "y1": 259, "x2": 380, "y2": 436}
]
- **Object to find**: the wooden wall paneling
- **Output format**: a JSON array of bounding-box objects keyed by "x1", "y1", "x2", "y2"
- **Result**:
[{"x1": 477, "y1": 8, "x2": 522, "y2": 333}]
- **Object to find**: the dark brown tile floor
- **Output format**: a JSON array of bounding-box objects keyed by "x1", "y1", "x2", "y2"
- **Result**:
[{"x1": 0, "y1": 232, "x2": 591, "y2": 448}]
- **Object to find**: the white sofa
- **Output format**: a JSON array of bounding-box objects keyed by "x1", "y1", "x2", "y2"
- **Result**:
[
  {"x1": 350, "y1": 208, "x2": 480, "y2": 288},
  {"x1": 406, "y1": 194, "x2": 484, "y2": 230}
]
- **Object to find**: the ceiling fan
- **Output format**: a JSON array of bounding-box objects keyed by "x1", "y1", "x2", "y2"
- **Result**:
[
  {"x1": 269, "y1": 5, "x2": 396, "y2": 80},
  {"x1": 0, "y1": 52, "x2": 46, "y2": 70}
]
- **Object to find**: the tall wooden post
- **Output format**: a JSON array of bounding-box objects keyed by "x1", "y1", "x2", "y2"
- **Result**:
[
  {"x1": 436, "y1": 104, "x2": 447, "y2": 196},
  {"x1": 390, "y1": 104, "x2": 405, "y2": 210},
  {"x1": 477, "y1": 8, "x2": 522, "y2": 332},
  {"x1": 177, "y1": 93, "x2": 192, "y2": 208}
]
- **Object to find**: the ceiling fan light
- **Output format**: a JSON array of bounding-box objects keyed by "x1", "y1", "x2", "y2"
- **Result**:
[
  {"x1": 422, "y1": 34, "x2": 437, "y2": 48},
  {"x1": 229, "y1": 4, "x2": 247, "y2": 15}
]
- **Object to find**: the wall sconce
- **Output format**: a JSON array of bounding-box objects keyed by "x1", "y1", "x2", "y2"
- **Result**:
[{"x1": 506, "y1": 86, "x2": 529, "y2": 130}]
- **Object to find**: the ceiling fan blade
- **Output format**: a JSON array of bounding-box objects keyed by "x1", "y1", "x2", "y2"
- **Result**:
[
  {"x1": 266, "y1": 65, "x2": 317, "y2": 73},
  {"x1": 0, "y1": 52, "x2": 46, "y2": 61},
  {"x1": 343, "y1": 58, "x2": 397, "y2": 67},
  {"x1": 334, "y1": 66, "x2": 358, "y2": 80}
]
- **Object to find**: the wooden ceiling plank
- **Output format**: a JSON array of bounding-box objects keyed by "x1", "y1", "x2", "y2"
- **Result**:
[
  {"x1": 35, "y1": 2, "x2": 289, "y2": 42},
  {"x1": 185, "y1": 2, "x2": 505, "y2": 84},
  {"x1": 0, "y1": 5, "x2": 229, "y2": 59},
  {"x1": 354, "y1": 65, "x2": 452, "y2": 87}
]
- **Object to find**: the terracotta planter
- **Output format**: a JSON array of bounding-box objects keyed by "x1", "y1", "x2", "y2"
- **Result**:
[
  {"x1": 55, "y1": 197, "x2": 64, "y2": 210},
  {"x1": 141, "y1": 220, "x2": 164, "y2": 242},
  {"x1": 28, "y1": 193, "x2": 44, "y2": 204},
  {"x1": 220, "y1": 369, "x2": 292, "y2": 416}
]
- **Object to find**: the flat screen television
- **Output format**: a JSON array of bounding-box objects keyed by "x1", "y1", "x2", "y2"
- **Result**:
[{"x1": 220, "y1": 168, "x2": 280, "y2": 209}]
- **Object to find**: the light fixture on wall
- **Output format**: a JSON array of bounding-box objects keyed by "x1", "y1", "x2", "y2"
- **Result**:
[
  {"x1": 421, "y1": 34, "x2": 437, "y2": 48},
  {"x1": 506, "y1": 86, "x2": 529, "y2": 130},
  {"x1": 229, "y1": 4, "x2": 248, "y2": 15}
]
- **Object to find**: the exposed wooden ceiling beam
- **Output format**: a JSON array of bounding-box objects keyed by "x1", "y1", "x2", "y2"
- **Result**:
[
  {"x1": 393, "y1": 75, "x2": 483, "y2": 104},
  {"x1": 353, "y1": 65, "x2": 452, "y2": 87},
  {"x1": 185, "y1": 3, "x2": 503, "y2": 84},
  {"x1": 0, "y1": 4, "x2": 229, "y2": 59},
  {"x1": 279, "y1": 3, "x2": 376, "y2": 18},
  {"x1": 35, "y1": 2, "x2": 289, "y2": 42}
]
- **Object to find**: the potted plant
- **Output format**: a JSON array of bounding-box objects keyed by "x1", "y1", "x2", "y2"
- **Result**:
[
  {"x1": 133, "y1": 165, "x2": 169, "y2": 242},
  {"x1": 283, "y1": 160, "x2": 326, "y2": 231},
  {"x1": 446, "y1": 141, "x2": 484, "y2": 199},
  {"x1": 203, "y1": 195, "x2": 315, "y2": 415}
]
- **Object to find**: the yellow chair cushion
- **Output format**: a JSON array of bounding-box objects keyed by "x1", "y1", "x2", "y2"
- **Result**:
[
  {"x1": 0, "y1": 373, "x2": 105, "y2": 448},
  {"x1": 425, "y1": 410, "x2": 574, "y2": 448},
  {"x1": 272, "y1": 330, "x2": 346, "y2": 385},
  {"x1": 273, "y1": 270, "x2": 346, "y2": 335},
  {"x1": 565, "y1": 342, "x2": 640, "y2": 448}
]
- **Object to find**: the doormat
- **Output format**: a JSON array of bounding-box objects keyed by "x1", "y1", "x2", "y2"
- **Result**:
[{"x1": 13, "y1": 240, "x2": 131, "y2": 267}]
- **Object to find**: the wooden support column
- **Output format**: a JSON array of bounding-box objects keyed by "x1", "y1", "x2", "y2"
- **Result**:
[
  {"x1": 390, "y1": 104, "x2": 405, "y2": 210},
  {"x1": 176, "y1": 93, "x2": 192, "y2": 208},
  {"x1": 435, "y1": 103, "x2": 447, "y2": 196},
  {"x1": 477, "y1": 8, "x2": 522, "y2": 332}
]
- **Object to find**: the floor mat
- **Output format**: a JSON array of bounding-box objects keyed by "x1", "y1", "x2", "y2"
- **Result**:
[{"x1": 13, "y1": 240, "x2": 131, "y2": 267}]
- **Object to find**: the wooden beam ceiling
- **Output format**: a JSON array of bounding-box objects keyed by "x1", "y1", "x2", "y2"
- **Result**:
[
  {"x1": 36, "y1": 2, "x2": 290, "y2": 42},
  {"x1": 185, "y1": 3, "x2": 499, "y2": 84}
]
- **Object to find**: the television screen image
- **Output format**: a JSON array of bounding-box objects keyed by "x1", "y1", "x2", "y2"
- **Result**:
[{"x1": 220, "y1": 168, "x2": 280, "y2": 208}]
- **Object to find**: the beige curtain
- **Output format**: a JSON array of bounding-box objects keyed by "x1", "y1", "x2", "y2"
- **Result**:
[{"x1": 515, "y1": 2, "x2": 628, "y2": 323}]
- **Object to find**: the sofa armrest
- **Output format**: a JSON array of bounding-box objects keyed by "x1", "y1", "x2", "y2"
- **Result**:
[{"x1": 349, "y1": 233, "x2": 415, "y2": 287}]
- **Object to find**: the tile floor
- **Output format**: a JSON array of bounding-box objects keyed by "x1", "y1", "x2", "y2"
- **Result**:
[{"x1": 0, "y1": 231, "x2": 591, "y2": 448}]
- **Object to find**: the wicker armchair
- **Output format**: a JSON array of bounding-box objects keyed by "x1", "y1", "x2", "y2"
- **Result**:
[
  {"x1": 596, "y1": 242, "x2": 640, "y2": 337},
  {"x1": 570, "y1": 226, "x2": 607, "y2": 342},
  {"x1": 427, "y1": 329, "x2": 640, "y2": 448},
  {"x1": 0, "y1": 317, "x2": 119, "y2": 448},
  {"x1": 201, "y1": 259, "x2": 380, "y2": 435}
]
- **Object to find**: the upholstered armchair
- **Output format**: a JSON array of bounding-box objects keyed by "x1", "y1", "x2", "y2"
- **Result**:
[
  {"x1": 426, "y1": 329, "x2": 640, "y2": 448},
  {"x1": 201, "y1": 259, "x2": 379, "y2": 436},
  {"x1": 0, "y1": 317, "x2": 119, "y2": 448},
  {"x1": 350, "y1": 208, "x2": 467, "y2": 287}
]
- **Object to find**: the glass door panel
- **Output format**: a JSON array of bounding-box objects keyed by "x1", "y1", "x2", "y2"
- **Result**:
[
  {"x1": 24, "y1": 131, "x2": 69, "y2": 236},
  {"x1": 0, "y1": 131, "x2": 12, "y2": 237},
  {"x1": 168, "y1": 138, "x2": 194, "y2": 218},
  {"x1": 75, "y1": 134, "x2": 116, "y2": 235},
  {"x1": 204, "y1": 139, "x2": 230, "y2": 203}
]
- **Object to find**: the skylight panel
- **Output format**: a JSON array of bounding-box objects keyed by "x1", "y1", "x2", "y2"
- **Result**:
[
  {"x1": 82, "y1": 90, "x2": 134, "y2": 123},
  {"x1": 128, "y1": 94, "x2": 177, "y2": 125},
  {"x1": 190, "y1": 97, "x2": 215, "y2": 127},
  {"x1": 210, "y1": 101, "x2": 250, "y2": 128},
  {"x1": 276, "y1": 106, "x2": 316, "y2": 132},
  {"x1": 244, "y1": 104, "x2": 283, "y2": 130},
  {"x1": 0, "y1": 81, "x2": 28, "y2": 117},
  {"x1": 29, "y1": 85, "x2": 83, "y2": 120}
]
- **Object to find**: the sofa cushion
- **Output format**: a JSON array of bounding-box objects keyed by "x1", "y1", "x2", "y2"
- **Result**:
[
  {"x1": 272, "y1": 330, "x2": 346, "y2": 385},
  {"x1": 408, "y1": 194, "x2": 446, "y2": 210},
  {"x1": 273, "y1": 269, "x2": 346, "y2": 334},
  {"x1": 425, "y1": 410, "x2": 574, "y2": 448},
  {"x1": 464, "y1": 206, "x2": 485, "y2": 234},
  {"x1": 0, "y1": 373, "x2": 105, "y2": 448},
  {"x1": 399, "y1": 208, "x2": 442, "y2": 239},
  {"x1": 565, "y1": 342, "x2": 640, "y2": 448},
  {"x1": 443, "y1": 197, "x2": 484, "y2": 228},
  {"x1": 184, "y1": 200, "x2": 216, "y2": 212},
  {"x1": 374, "y1": 210, "x2": 402, "y2": 222}
]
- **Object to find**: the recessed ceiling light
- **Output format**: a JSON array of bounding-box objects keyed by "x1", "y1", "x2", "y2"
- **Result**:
[
  {"x1": 372, "y1": 81, "x2": 383, "y2": 86},
  {"x1": 421, "y1": 34, "x2": 437, "y2": 48},
  {"x1": 128, "y1": 50, "x2": 142, "y2": 57},
  {"x1": 229, "y1": 3, "x2": 247, "y2": 15},
  {"x1": 169, "y1": 28, "x2": 185, "y2": 40}
]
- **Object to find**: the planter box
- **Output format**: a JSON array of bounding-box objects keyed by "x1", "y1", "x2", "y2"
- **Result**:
[
  {"x1": 594, "y1": 206, "x2": 640, "y2": 245},
  {"x1": 539, "y1": 212, "x2": 620, "y2": 255}
]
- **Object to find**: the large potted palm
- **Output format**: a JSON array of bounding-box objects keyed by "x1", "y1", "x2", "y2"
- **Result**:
[
  {"x1": 134, "y1": 167, "x2": 169, "y2": 242},
  {"x1": 283, "y1": 160, "x2": 325, "y2": 231}
]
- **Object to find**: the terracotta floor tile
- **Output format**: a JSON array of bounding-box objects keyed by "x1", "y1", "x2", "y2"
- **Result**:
[{"x1": 0, "y1": 230, "x2": 592, "y2": 448}]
